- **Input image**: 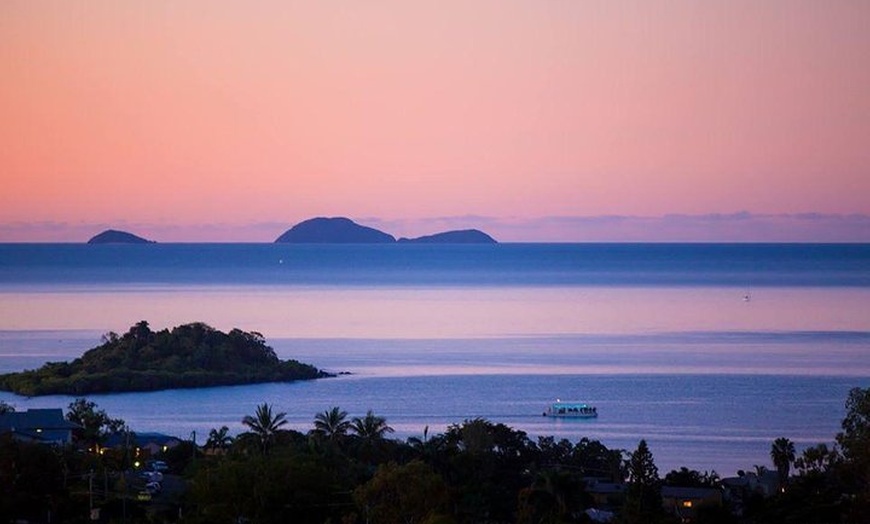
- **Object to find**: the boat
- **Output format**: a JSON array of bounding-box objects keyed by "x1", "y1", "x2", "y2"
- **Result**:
[{"x1": 543, "y1": 400, "x2": 598, "y2": 418}]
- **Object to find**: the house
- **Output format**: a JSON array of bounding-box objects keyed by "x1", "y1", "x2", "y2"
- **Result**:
[
  {"x1": 104, "y1": 431, "x2": 183, "y2": 456},
  {"x1": 722, "y1": 469, "x2": 779, "y2": 498},
  {"x1": 584, "y1": 478, "x2": 627, "y2": 510},
  {"x1": 0, "y1": 408, "x2": 80, "y2": 445},
  {"x1": 661, "y1": 486, "x2": 723, "y2": 522},
  {"x1": 721, "y1": 469, "x2": 780, "y2": 516}
]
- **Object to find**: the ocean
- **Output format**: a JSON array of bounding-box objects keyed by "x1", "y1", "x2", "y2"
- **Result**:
[{"x1": 1, "y1": 243, "x2": 868, "y2": 476}]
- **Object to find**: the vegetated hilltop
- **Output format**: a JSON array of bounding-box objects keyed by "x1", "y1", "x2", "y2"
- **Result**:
[
  {"x1": 87, "y1": 229, "x2": 155, "y2": 244},
  {"x1": 398, "y1": 229, "x2": 497, "y2": 244},
  {"x1": 275, "y1": 217, "x2": 497, "y2": 243},
  {"x1": 275, "y1": 217, "x2": 396, "y2": 243},
  {"x1": 0, "y1": 321, "x2": 330, "y2": 396}
]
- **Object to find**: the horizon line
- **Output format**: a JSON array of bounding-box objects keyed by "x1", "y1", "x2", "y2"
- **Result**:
[{"x1": 1, "y1": 212, "x2": 869, "y2": 243}]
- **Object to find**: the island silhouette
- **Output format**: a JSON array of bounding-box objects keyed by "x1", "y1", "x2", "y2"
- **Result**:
[
  {"x1": 87, "y1": 229, "x2": 155, "y2": 244},
  {"x1": 0, "y1": 321, "x2": 329, "y2": 396},
  {"x1": 275, "y1": 217, "x2": 395, "y2": 243},
  {"x1": 274, "y1": 217, "x2": 497, "y2": 244},
  {"x1": 86, "y1": 218, "x2": 497, "y2": 244}
]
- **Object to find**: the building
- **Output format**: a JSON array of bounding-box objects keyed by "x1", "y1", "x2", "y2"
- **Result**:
[
  {"x1": 0, "y1": 408, "x2": 80, "y2": 445},
  {"x1": 721, "y1": 469, "x2": 781, "y2": 516},
  {"x1": 584, "y1": 477, "x2": 627, "y2": 510},
  {"x1": 661, "y1": 486, "x2": 723, "y2": 522},
  {"x1": 104, "y1": 431, "x2": 183, "y2": 456}
]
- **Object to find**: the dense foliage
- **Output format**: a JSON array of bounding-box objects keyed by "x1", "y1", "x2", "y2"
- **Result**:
[
  {"x1": 2, "y1": 388, "x2": 868, "y2": 523},
  {"x1": 0, "y1": 321, "x2": 329, "y2": 395}
]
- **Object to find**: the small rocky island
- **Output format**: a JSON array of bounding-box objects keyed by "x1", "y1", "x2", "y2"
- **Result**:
[
  {"x1": 275, "y1": 217, "x2": 496, "y2": 244},
  {"x1": 0, "y1": 322, "x2": 330, "y2": 396},
  {"x1": 87, "y1": 229, "x2": 155, "y2": 244}
]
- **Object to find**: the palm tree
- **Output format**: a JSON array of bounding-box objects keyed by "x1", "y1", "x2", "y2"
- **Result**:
[
  {"x1": 351, "y1": 410, "x2": 394, "y2": 441},
  {"x1": 205, "y1": 425, "x2": 234, "y2": 454},
  {"x1": 407, "y1": 425, "x2": 430, "y2": 449},
  {"x1": 770, "y1": 437, "x2": 796, "y2": 489},
  {"x1": 312, "y1": 406, "x2": 351, "y2": 442},
  {"x1": 408, "y1": 426, "x2": 446, "y2": 462},
  {"x1": 241, "y1": 403, "x2": 287, "y2": 454}
]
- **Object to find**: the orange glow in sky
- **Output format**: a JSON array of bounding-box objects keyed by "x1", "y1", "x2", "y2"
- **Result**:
[{"x1": 1, "y1": 1, "x2": 868, "y2": 241}]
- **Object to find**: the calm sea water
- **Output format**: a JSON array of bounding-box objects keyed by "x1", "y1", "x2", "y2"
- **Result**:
[{"x1": 1, "y1": 243, "x2": 868, "y2": 476}]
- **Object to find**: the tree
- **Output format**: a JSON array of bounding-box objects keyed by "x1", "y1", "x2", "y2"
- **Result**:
[
  {"x1": 794, "y1": 443, "x2": 839, "y2": 477},
  {"x1": 626, "y1": 440, "x2": 659, "y2": 487},
  {"x1": 770, "y1": 437, "x2": 796, "y2": 489},
  {"x1": 572, "y1": 437, "x2": 626, "y2": 481},
  {"x1": 130, "y1": 320, "x2": 152, "y2": 341},
  {"x1": 837, "y1": 387, "x2": 870, "y2": 476},
  {"x1": 441, "y1": 418, "x2": 536, "y2": 522},
  {"x1": 0, "y1": 435, "x2": 66, "y2": 522},
  {"x1": 446, "y1": 417, "x2": 494, "y2": 455},
  {"x1": 205, "y1": 425, "x2": 234, "y2": 454},
  {"x1": 517, "y1": 468, "x2": 587, "y2": 524},
  {"x1": 351, "y1": 410, "x2": 394, "y2": 441},
  {"x1": 189, "y1": 453, "x2": 347, "y2": 524},
  {"x1": 622, "y1": 440, "x2": 662, "y2": 523},
  {"x1": 664, "y1": 467, "x2": 720, "y2": 488},
  {"x1": 535, "y1": 436, "x2": 574, "y2": 467},
  {"x1": 354, "y1": 460, "x2": 450, "y2": 524},
  {"x1": 241, "y1": 403, "x2": 287, "y2": 454},
  {"x1": 408, "y1": 426, "x2": 446, "y2": 462},
  {"x1": 836, "y1": 386, "x2": 870, "y2": 519},
  {"x1": 65, "y1": 398, "x2": 125, "y2": 451},
  {"x1": 350, "y1": 410, "x2": 395, "y2": 463},
  {"x1": 312, "y1": 406, "x2": 351, "y2": 442}
]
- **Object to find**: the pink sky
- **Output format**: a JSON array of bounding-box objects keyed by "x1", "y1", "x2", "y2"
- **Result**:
[{"x1": 1, "y1": 1, "x2": 868, "y2": 242}]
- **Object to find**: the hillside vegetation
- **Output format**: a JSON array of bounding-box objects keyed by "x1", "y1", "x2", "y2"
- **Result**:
[{"x1": 0, "y1": 322, "x2": 329, "y2": 396}]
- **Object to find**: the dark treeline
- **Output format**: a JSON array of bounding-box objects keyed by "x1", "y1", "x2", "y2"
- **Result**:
[
  {"x1": 1, "y1": 387, "x2": 868, "y2": 524},
  {"x1": 0, "y1": 322, "x2": 328, "y2": 396}
]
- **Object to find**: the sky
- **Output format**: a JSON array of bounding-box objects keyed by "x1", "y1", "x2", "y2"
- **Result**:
[{"x1": 1, "y1": 1, "x2": 868, "y2": 242}]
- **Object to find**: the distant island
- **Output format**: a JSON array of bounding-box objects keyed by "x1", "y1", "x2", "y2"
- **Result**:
[
  {"x1": 398, "y1": 229, "x2": 496, "y2": 244},
  {"x1": 275, "y1": 217, "x2": 496, "y2": 244},
  {"x1": 275, "y1": 217, "x2": 396, "y2": 243},
  {"x1": 0, "y1": 322, "x2": 330, "y2": 396},
  {"x1": 82, "y1": 219, "x2": 497, "y2": 244},
  {"x1": 87, "y1": 229, "x2": 155, "y2": 244}
]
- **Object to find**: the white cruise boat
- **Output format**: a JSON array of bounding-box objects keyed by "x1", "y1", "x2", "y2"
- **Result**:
[{"x1": 543, "y1": 400, "x2": 598, "y2": 418}]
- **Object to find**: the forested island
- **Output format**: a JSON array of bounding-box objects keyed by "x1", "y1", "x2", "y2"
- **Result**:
[{"x1": 0, "y1": 322, "x2": 329, "y2": 396}]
